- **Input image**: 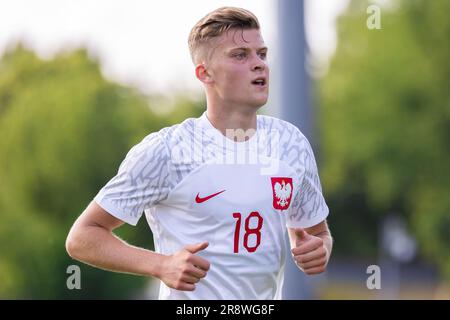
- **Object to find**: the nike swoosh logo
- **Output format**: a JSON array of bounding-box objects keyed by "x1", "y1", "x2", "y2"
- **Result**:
[{"x1": 195, "y1": 190, "x2": 226, "y2": 203}]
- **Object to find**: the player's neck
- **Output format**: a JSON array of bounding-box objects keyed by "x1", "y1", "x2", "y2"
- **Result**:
[{"x1": 206, "y1": 107, "x2": 257, "y2": 142}]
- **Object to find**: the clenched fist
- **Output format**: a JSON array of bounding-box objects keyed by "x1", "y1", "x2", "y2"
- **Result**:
[{"x1": 160, "y1": 242, "x2": 211, "y2": 291}]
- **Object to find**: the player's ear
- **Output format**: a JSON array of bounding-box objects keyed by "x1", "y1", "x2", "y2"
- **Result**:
[{"x1": 195, "y1": 63, "x2": 213, "y2": 84}]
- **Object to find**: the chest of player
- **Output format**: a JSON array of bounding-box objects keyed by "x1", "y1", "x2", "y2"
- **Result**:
[
  {"x1": 163, "y1": 162, "x2": 300, "y2": 221},
  {"x1": 155, "y1": 161, "x2": 302, "y2": 256}
]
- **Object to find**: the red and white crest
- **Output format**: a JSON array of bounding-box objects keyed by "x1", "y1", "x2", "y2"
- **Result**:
[{"x1": 270, "y1": 177, "x2": 293, "y2": 210}]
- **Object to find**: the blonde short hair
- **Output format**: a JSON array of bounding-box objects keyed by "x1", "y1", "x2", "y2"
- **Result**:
[{"x1": 188, "y1": 7, "x2": 260, "y2": 64}]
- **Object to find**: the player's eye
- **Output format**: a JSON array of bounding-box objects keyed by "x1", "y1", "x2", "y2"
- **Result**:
[
  {"x1": 258, "y1": 51, "x2": 267, "y2": 60},
  {"x1": 233, "y1": 52, "x2": 247, "y2": 60}
]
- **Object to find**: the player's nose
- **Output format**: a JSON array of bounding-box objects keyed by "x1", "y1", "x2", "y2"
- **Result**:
[
  {"x1": 251, "y1": 54, "x2": 266, "y2": 72},
  {"x1": 252, "y1": 60, "x2": 265, "y2": 72}
]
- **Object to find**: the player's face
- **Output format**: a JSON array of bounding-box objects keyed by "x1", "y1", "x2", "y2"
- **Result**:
[{"x1": 207, "y1": 28, "x2": 269, "y2": 109}]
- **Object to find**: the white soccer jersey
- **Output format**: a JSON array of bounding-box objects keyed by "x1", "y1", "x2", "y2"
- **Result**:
[{"x1": 94, "y1": 112, "x2": 329, "y2": 299}]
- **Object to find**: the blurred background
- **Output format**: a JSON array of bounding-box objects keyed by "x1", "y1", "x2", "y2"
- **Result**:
[{"x1": 0, "y1": 0, "x2": 449, "y2": 299}]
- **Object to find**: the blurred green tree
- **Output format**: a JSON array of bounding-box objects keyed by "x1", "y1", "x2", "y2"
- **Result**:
[
  {"x1": 0, "y1": 46, "x2": 203, "y2": 298},
  {"x1": 318, "y1": 0, "x2": 450, "y2": 280}
]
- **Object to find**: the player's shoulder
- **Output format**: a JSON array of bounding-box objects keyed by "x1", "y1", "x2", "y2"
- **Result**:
[
  {"x1": 257, "y1": 114, "x2": 316, "y2": 166},
  {"x1": 129, "y1": 114, "x2": 206, "y2": 158},
  {"x1": 257, "y1": 114, "x2": 308, "y2": 143},
  {"x1": 127, "y1": 117, "x2": 191, "y2": 150},
  {"x1": 157, "y1": 116, "x2": 198, "y2": 144}
]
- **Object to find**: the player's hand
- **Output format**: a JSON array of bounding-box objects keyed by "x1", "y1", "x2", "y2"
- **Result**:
[
  {"x1": 291, "y1": 228, "x2": 329, "y2": 275},
  {"x1": 160, "y1": 241, "x2": 210, "y2": 291}
]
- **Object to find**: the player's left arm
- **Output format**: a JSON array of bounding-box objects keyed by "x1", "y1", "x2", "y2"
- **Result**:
[{"x1": 288, "y1": 220, "x2": 333, "y2": 275}]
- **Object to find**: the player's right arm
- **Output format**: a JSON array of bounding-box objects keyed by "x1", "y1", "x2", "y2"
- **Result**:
[{"x1": 65, "y1": 201, "x2": 210, "y2": 291}]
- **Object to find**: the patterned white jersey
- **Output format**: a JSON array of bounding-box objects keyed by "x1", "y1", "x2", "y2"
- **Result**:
[{"x1": 94, "y1": 112, "x2": 329, "y2": 299}]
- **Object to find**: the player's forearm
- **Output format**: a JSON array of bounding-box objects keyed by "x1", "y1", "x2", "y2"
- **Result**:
[{"x1": 66, "y1": 225, "x2": 166, "y2": 278}]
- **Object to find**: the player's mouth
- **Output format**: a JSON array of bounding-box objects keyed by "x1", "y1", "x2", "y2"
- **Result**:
[{"x1": 251, "y1": 77, "x2": 267, "y2": 87}]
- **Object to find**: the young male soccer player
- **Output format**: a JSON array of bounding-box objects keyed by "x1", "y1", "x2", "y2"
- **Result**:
[{"x1": 66, "y1": 7, "x2": 332, "y2": 299}]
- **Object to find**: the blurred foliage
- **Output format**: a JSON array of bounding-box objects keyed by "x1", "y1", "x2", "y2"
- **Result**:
[
  {"x1": 0, "y1": 45, "x2": 203, "y2": 298},
  {"x1": 318, "y1": 0, "x2": 450, "y2": 280}
]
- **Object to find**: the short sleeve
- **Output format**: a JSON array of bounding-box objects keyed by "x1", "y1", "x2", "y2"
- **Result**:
[
  {"x1": 287, "y1": 135, "x2": 329, "y2": 228},
  {"x1": 94, "y1": 132, "x2": 171, "y2": 225}
]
